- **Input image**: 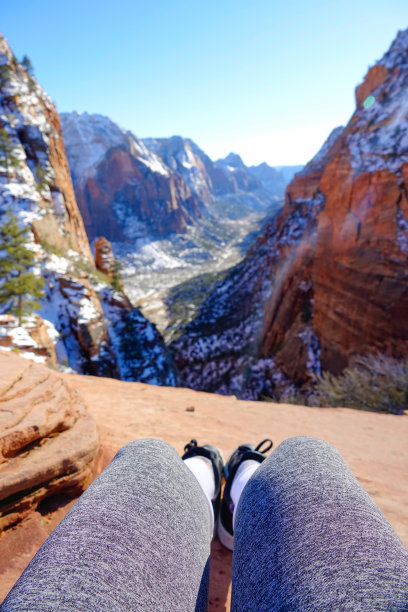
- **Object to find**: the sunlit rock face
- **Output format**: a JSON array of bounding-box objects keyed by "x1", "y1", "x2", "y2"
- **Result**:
[
  {"x1": 61, "y1": 113, "x2": 202, "y2": 241},
  {"x1": 0, "y1": 34, "x2": 179, "y2": 386},
  {"x1": 0, "y1": 35, "x2": 91, "y2": 258},
  {"x1": 0, "y1": 32, "x2": 109, "y2": 375},
  {"x1": 171, "y1": 28, "x2": 408, "y2": 398}
]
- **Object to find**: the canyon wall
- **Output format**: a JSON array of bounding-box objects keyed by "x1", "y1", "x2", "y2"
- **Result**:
[
  {"x1": 0, "y1": 34, "x2": 178, "y2": 385},
  {"x1": 171, "y1": 28, "x2": 408, "y2": 398}
]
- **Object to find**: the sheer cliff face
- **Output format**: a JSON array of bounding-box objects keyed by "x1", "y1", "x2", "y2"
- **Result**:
[
  {"x1": 61, "y1": 114, "x2": 202, "y2": 241},
  {"x1": 286, "y1": 28, "x2": 408, "y2": 373},
  {"x1": 171, "y1": 28, "x2": 408, "y2": 398},
  {"x1": 0, "y1": 36, "x2": 91, "y2": 259},
  {"x1": 0, "y1": 35, "x2": 179, "y2": 386}
]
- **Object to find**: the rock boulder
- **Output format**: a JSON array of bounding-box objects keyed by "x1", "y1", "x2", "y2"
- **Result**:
[{"x1": 0, "y1": 351, "x2": 99, "y2": 532}]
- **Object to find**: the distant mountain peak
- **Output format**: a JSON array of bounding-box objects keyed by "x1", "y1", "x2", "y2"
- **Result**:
[{"x1": 217, "y1": 152, "x2": 246, "y2": 169}]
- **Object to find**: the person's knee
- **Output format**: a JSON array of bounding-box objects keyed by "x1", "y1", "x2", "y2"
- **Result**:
[
  {"x1": 238, "y1": 437, "x2": 342, "y2": 507},
  {"x1": 276, "y1": 436, "x2": 336, "y2": 456},
  {"x1": 114, "y1": 438, "x2": 179, "y2": 464}
]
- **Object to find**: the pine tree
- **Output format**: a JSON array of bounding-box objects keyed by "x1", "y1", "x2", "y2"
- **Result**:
[
  {"x1": 111, "y1": 259, "x2": 124, "y2": 292},
  {"x1": 21, "y1": 55, "x2": 34, "y2": 75},
  {"x1": 0, "y1": 129, "x2": 20, "y2": 178},
  {"x1": 0, "y1": 64, "x2": 12, "y2": 86},
  {"x1": 0, "y1": 210, "x2": 44, "y2": 325},
  {"x1": 35, "y1": 163, "x2": 48, "y2": 193}
]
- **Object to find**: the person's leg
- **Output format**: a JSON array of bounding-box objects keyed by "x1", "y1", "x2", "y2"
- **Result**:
[
  {"x1": 231, "y1": 436, "x2": 408, "y2": 611},
  {"x1": 1, "y1": 439, "x2": 212, "y2": 612}
]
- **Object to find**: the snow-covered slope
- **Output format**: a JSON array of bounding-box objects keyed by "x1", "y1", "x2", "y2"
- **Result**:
[{"x1": 0, "y1": 34, "x2": 179, "y2": 386}]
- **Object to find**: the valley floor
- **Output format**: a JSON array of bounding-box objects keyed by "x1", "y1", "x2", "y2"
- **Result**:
[{"x1": 116, "y1": 207, "x2": 273, "y2": 334}]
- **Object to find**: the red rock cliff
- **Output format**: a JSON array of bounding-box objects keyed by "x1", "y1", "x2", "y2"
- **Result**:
[
  {"x1": 172, "y1": 28, "x2": 408, "y2": 397},
  {"x1": 262, "y1": 28, "x2": 408, "y2": 376}
]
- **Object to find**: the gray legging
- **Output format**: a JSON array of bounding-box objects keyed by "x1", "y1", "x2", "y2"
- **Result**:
[{"x1": 2, "y1": 437, "x2": 408, "y2": 611}]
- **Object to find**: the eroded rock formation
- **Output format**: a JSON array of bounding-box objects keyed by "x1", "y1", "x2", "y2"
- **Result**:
[
  {"x1": 94, "y1": 236, "x2": 115, "y2": 277},
  {"x1": 0, "y1": 36, "x2": 91, "y2": 259},
  {"x1": 0, "y1": 315, "x2": 57, "y2": 368}
]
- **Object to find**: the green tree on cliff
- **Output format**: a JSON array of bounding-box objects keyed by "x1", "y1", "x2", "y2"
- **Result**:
[
  {"x1": 0, "y1": 128, "x2": 20, "y2": 178},
  {"x1": 111, "y1": 259, "x2": 124, "y2": 292},
  {"x1": 35, "y1": 163, "x2": 49, "y2": 194},
  {"x1": 21, "y1": 55, "x2": 34, "y2": 75},
  {"x1": 0, "y1": 210, "x2": 44, "y2": 325}
]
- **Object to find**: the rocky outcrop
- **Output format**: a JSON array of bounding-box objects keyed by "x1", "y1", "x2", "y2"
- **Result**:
[
  {"x1": 99, "y1": 287, "x2": 180, "y2": 385},
  {"x1": 171, "y1": 28, "x2": 408, "y2": 398},
  {"x1": 94, "y1": 236, "x2": 115, "y2": 277},
  {"x1": 0, "y1": 314, "x2": 57, "y2": 368},
  {"x1": 0, "y1": 351, "x2": 99, "y2": 531},
  {"x1": 55, "y1": 275, "x2": 119, "y2": 377}
]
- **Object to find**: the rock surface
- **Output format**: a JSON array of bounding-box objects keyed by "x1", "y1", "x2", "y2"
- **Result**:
[
  {"x1": 1, "y1": 352, "x2": 407, "y2": 608},
  {"x1": 0, "y1": 352, "x2": 99, "y2": 532},
  {"x1": 171, "y1": 28, "x2": 408, "y2": 397}
]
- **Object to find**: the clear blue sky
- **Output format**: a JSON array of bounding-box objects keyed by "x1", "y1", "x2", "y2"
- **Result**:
[{"x1": 2, "y1": 1, "x2": 407, "y2": 165}]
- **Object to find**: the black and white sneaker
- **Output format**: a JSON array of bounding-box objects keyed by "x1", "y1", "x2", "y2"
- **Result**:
[
  {"x1": 182, "y1": 439, "x2": 224, "y2": 534},
  {"x1": 218, "y1": 439, "x2": 273, "y2": 551}
]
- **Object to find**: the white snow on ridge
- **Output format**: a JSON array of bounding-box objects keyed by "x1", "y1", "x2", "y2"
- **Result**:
[
  {"x1": 381, "y1": 28, "x2": 408, "y2": 70},
  {"x1": 61, "y1": 112, "x2": 171, "y2": 182},
  {"x1": 60, "y1": 112, "x2": 130, "y2": 181},
  {"x1": 129, "y1": 137, "x2": 170, "y2": 177},
  {"x1": 298, "y1": 126, "x2": 344, "y2": 177},
  {"x1": 348, "y1": 74, "x2": 408, "y2": 174}
]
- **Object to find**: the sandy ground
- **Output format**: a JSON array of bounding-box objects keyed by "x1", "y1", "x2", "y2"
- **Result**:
[{"x1": 1, "y1": 367, "x2": 407, "y2": 609}]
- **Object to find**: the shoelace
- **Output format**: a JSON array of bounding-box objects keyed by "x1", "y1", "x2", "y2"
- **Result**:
[
  {"x1": 185, "y1": 439, "x2": 272, "y2": 454},
  {"x1": 254, "y1": 439, "x2": 273, "y2": 453},
  {"x1": 184, "y1": 439, "x2": 198, "y2": 453}
]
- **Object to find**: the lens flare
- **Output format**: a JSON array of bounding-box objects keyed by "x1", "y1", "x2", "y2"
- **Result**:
[{"x1": 363, "y1": 95, "x2": 375, "y2": 109}]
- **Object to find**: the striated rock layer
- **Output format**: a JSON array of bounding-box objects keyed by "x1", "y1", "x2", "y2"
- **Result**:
[
  {"x1": 0, "y1": 352, "x2": 99, "y2": 531},
  {"x1": 171, "y1": 28, "x2": 408, "y2": 398}
]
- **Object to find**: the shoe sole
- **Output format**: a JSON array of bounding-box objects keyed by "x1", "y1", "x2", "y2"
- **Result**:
[{"x1": 217, "y1": 515, "x2": 234, "y2": 551}]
